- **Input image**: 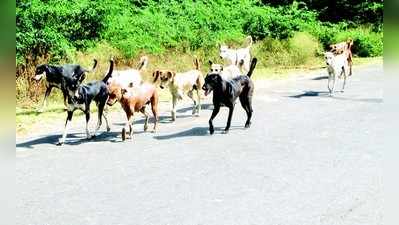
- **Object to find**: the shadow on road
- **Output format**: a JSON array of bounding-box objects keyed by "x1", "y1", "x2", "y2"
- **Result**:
[
  {"x1": 16, "y1": 131, "x2": 120, "y2": 149},
  {"x1": 177, "y1": 103, "x2": 213, "y2": 113},
  {"x1": 312, "y1": 75, "x2": 329, "y2": 80},
  {"x1": 112, "y1": 114, "x2": 196, "y2": 126},
  {"x1": 153, "y1": 126, "x2": 245, "y2": 140},
  {"x1": 287, "y1": 90, "x2": 382, "y2": 103},
  {"x1": 288, "y1": 91, "x2": 330, "y2": 98}
]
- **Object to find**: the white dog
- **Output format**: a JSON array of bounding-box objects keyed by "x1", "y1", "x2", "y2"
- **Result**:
[
  {"x1": 325, "y1": 52, "x2": 350, "y2": 96},
  {"x1": 107, "y1": 56, "x2": 148, "y2": 88},
  {"x1": 153, "y1": 58, "x2": 204, "y2": 121},
  {"x1": 219, "y1": 36, "x2": 253, "y2": 73},
  {"x1": 208, "y1": 60, "x2": 241, "y2": 80}
]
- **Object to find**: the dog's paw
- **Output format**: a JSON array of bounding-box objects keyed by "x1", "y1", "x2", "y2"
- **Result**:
[
  {"x1": 245, "y1": 122, "x2": 251, "y2": 128},
  {"x1": 223, "y1": 130, "x2": 229, "y2": 134},
  {"x1": 37, "y1": 108, "x2": 44, "y2": 113},
  {"x1": 56, "y1": 142, "x2": 64, "y2": 146},
  {"x1": 106, "y1": 127, "x2": 111, "y2": 132},
  {"x1": 209, "y1": 128, "x2": 214, "y2": 135}
]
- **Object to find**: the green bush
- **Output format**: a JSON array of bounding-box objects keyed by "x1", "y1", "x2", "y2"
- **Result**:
[{"x1": 16, "y1": 0, "x2": 383, "y2": 66}]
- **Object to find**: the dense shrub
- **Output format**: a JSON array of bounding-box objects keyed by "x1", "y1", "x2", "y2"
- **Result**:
[{"x1": 16, "y1": 0, "x2": 383, "y2": 65}]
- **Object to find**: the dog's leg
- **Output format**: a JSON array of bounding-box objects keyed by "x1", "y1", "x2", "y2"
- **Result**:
[
  {"x1": 122, "y1": 113, "x2": 133, "y2": 141},
  {"x1": 188, "y1": 90, "x2": 198, "y2": 116},
  {"x1": 128, "y1": 114, "x2": 133, "y2": 139},
  {"x1": 348, "y1": 54, "x2": 353, "y2": 76},
  {"x1": 171, "y1": 95, "x2": 177, "y2": 121},
  {"x1": 209, "y1": 105, "x2": 220, "y2": 135},
  {"x1": 327, "y1": 73, "x2": 332, "y2": 95},
  {"x1": 151, "y1": 95, "x2": 159, "y2": 133},
  {"x1": 331, "y1": 72, "x2": 337, "y2": 96},
  {"x1": 85, "y1": 112, "x2": 92, "y2": 139},
  {"x1": 341, "y1": 67, "x2": 348, "y2": 92},
  {"x1": 103, "y1": 112, "x2": 111, "y2": 132},
  {"x1": 196, "y1": 89, "x2": 201, "y2": 116},
  {"x1": 38, "y1": 86, "x2": 52, "y2": 112},
  {"x1": 224, "y1": 105, "x2": 235, "y2": 134},
  {"x1": 240, "y1": 96, "x2": 253, "y2": 128},
  {"x1": 94, "y1": 102, "x2": 106, "y2": 136},
  {"x1": 140, "y1": 107, "x2": 149, "y2": 132},
  {"x1": 57, "y1": 111, "x2": 73, "y2": 146}
]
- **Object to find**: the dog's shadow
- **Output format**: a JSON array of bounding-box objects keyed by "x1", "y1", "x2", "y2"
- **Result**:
[
  {"x1": 311, "y1": 75, "x2": 329, "y2": 81},
  {"x1": 153, "y1": 126, "x2": 245, "y2": 140},
  {"x1": 176, "y1": 103, "x2": 214, "y2": 113},
  {"x1": 112, "y1": 114, "x2": 197, "y2": 126},
  {"x1": 288, "y1": 90, "x2": 330, "y2": 98},
  {"x1": 287, "y1": 90, "x2": 382, "y2": 103},
  {"x1": 16, "y1": 131, "x2": 121, "y2": 149}
]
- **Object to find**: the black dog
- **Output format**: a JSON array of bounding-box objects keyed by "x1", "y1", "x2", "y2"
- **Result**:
[
  {"x1": 57, "y1": 59, "x2": 114, "y2": 146},
  {"x1": 202, "y1": 58, "x2": 257, "y2": 134},
  {"x1": 33, "y1": 60, "x2": 98, "y2": 112}
]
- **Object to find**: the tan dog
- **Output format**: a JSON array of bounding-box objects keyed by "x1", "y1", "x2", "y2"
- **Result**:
[
  {"x1": 107, "y1": 82, "x2": 159, "y2": 140},
  {"x1": 330, "y1": 39, "x2": 353, "y2": 76},
  {"x1": 153, "y1": 58, "x2": 204, "y2": 121}
]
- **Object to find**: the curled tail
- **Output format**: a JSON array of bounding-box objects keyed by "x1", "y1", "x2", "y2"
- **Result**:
[
  {"x1": 246, "y1": 58, "x2": 257, "y2": 78},
  {"x1": 102, "y1": 59, "x2": 114, "y2": 83},
  {"x1": 137, "y1": 56, "x2": 149, "y2": 71},
  {"x1": 193, "y1": 57, "x2": 200, "y2": 70}
]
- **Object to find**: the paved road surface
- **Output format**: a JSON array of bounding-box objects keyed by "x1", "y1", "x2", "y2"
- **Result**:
[{"x1": 16, "y1": 64, "x2": 383, "y2": 225}]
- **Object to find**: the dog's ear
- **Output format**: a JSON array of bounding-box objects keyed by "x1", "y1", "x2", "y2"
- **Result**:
[
  {"x1": 152, "y1": 70, "x2": 160, "y2": 83},
  {"x1": 208, "y1": 60, "x2": 213, "y2": 66},
  {"x1": 121, "y1": 88, "x2": 128, "y2": 95},
  {"x1": 220, "y1": 65, "x2": 223, "y2": 71},
  {"x1": 167, "y1": 71, "x2": 175, "y2": 79}
]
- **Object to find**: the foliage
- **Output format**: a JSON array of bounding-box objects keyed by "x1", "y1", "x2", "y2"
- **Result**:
[{"x1": 16, "y1": 0, "x2": 383, "y2": 65}]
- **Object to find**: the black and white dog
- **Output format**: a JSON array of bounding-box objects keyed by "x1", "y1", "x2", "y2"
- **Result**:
[
  {"x1": 33, "y1": 60, "x2": 98, "y2": 112},
  {"x1": 57, "y1": 59, "x2": 114, "y2": 146},
  {"x1": 202, "y1": 58, "x2": 257, "y2": 134}
]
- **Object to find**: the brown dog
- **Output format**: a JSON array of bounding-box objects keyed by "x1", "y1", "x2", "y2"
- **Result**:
[
  {"x1": 330, "y1": 39, "x2": 354, "y2": 76},
  {"x1": 107, "y1": 82, "x2": 159, "y2": 140}
]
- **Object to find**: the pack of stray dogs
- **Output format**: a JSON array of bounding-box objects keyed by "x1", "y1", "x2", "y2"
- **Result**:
[{"x1": 32, "y1": 36, "x2": 353, "y2": 145}]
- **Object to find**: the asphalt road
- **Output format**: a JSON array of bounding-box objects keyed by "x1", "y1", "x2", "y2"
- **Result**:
[{"x1": 16, "y1": 64, "x2": 383, "y2": 225}]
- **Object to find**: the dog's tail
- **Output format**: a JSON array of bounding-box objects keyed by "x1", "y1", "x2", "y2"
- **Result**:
[
  {"x1": 246, "y1": 36, "x2": 253, "y2": 48},
  {"x1": 346, "y1": 38, "x2": 354, "y2": 50},
  {"x1": 102, "y1": 59, "x2": 114, "y2": 83},
  {"x1": 84, "y1": 59, "x2": 98, "y2": 73},
  {"x1": 193, "y1": 57, "x2": 200, "y2": 70},
  {"x1": 246, "y1": 58, "x2": 257, "y2": 78},
  {"x1": 137, "y1": 56, "x2": 149, "y2": 71}
]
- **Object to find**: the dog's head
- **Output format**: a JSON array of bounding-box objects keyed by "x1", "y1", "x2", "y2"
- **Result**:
[
  {"x1": 152, "y1": 69, "x2": 175, "y2": 89},
  {"x1": 33, "y1": 64, "x2": 48, "y2": 81},
  {"x1": 64, "y1": 72, "x2": 86, "y2": 99},
  {"x1": 219, "y1": 44, "x2": 230, "y2": 59},
  {"x1": 208, "y1": 60, "x2": 223, "y2": 73},
  {"x1": 202, "y1": 73, "x2": 223, "y2": 96},
  {"x1": 324, "y1": 52, "x2": 335, "y2": 66},
  {"x1": 107, "y1": 83, "x2": 123, "y2": 106}
]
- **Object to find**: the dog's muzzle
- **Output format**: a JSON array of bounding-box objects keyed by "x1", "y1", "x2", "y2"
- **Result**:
[
  {"x1": 32, "y1": 73, "x2": 44, "y2": 81},
  {"x1": 202, "y1": 85, "x2": 211, "y2": 96},
  {"x1": 107, "y1": 98, "x2": 117, "y2": 106}
]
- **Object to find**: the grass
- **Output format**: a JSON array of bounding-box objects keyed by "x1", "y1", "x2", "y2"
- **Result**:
[{"x1": 16, "y1": 56, "x2": 382, "y2": 137}]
